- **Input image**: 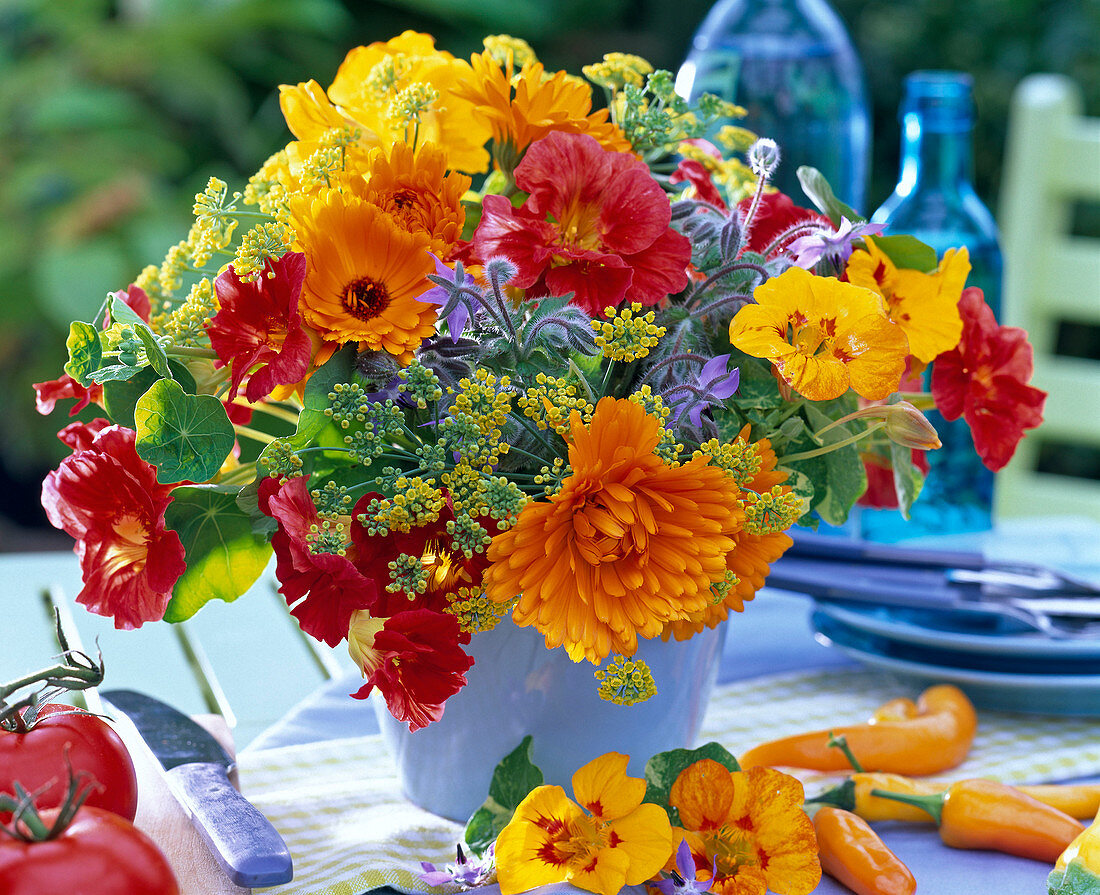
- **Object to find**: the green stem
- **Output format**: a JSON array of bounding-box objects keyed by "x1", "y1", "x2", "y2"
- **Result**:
[
  {"x1": 827, "y1": 733, "x2": 865, "y2": 772},
  {"x1": 233, "y1": 424, "x2": 277, "y2": 445},
  {"x1": 869, "y1": 788, "x2": 945, "y2": 824},
  {"x1": 805, "y1": 779, "x2": 857, "y2": 813},
  {"x1": 778, "y1": 422, "x2": 884, "y2": 464},
  {"x1": 247, "y1": 402, "x2": 301, "y2": 426},
  {"x1": 167, "y1": 346, "x2": 218, "y2": 360}
]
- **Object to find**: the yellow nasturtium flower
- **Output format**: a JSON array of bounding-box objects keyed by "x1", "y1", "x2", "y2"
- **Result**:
[
  {"x1": 846, "y1": 236, "x2": 971, "y2": 363},
  {"x1": 494, "y1": 752, "x2": 673, "y2": 895},
  {"x1": 728, "y1": 267, "x2": 909, "y2": 401}
]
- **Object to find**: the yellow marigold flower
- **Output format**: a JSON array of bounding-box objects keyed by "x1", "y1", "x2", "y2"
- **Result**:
[
  {"x1": 452, "y1": 50, "x2": 632, "y2": 173},
  {"x1": 357, "y1": 141, "x2": 471, "y2": 255},
  {"x1": 495, "y1": 752, "x2": 673, "y2": 895},
  {"x1": 289, "y1": 187, "x2": 437, "y2": 362},
  {"x1": 729, "y1": 267, "x2": 909, "y2": 401},
  {"x1": 483, "y1": 397, "x2": 743, "y2": 664},
  {"x1": 670, "y1": 759, "x2": 821, "y2": 895},
  {"x1": 327, "y1": 31, "x2": 493, "y2": 175},
  {"x1": 846, "y1": 237, "x2": 971, "y2": 363}
]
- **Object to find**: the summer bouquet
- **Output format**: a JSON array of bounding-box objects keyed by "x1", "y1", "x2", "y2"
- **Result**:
[{"x1": 35, "y1": 32, "x2": 1046, "y2": 731}]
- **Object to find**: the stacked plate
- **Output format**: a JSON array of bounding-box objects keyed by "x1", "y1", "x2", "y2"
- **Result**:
[{"x1": 810, "y1": 602, "x2": 1100, "y2": 716}]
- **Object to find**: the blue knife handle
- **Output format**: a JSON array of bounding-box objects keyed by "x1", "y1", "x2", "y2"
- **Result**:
[{"x1": 167, "y1": 762, "x2": 293, "y2": 888}]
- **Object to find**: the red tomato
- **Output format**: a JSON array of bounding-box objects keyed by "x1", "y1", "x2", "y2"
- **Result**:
[
  {"x1": 0, "y1": 705, "x2": 138, "y2": 822},
  {"x1": 0, "y1": 805, "x2": 178, "y2": 895}
]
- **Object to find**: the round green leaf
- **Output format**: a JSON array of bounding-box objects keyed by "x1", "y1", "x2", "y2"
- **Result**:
[
  {"x1": 135, "y1": 379, "x2": 235, "y2": 483},
  {"x1": 64, "y1": 321, "x2": 103, "y2": 386},
  {"x1": 162, "y1": 485, "x2": 273, "y2": 622},
  {"x1": 103, "y1": 360, "x2": 196, "y2": 430}
]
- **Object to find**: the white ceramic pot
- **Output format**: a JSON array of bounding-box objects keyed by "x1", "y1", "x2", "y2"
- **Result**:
[{"x1": 374, "y1": 619, "x2": 728, "y2": 822}]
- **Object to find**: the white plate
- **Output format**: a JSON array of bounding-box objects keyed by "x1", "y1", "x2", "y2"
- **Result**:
[
  {"x1": 814, "y1": 602, "x2": 1100, "y2": 660},
  {"x1": 812, "y1": 613, "x2": 1100, "y2": 716}
]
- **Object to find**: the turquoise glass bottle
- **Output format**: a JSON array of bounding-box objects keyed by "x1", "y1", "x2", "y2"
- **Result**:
[
  {"x1": 676, "y1": 0, "x2": 871, "y2": 210},
  {"x1": 861, "y1": 71, "x2": 1004, "y2": 541}
]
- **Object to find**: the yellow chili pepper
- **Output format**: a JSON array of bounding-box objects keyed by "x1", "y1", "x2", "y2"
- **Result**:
[
  {"x1": 1048, "y1": 805, "x2": 1100, "y2": 894},
  {"x1": 871, "y1": 778, "x2": 1085, "y2": 863},
  {"x1": 812, "y1": 805, "x2": 916, "y2": 895},
  {"x1": 816, "y1": 774, "x2": 1100, "y2": 823},
  {"x1": 739, "y1": 684, "x2": 977, "y2": 775}
]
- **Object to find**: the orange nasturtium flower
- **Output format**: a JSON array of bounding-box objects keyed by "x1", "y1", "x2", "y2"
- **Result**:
[
  {"x1": 728, "y1": 267, "x2": 909, "y2": 401},
  {"x1": 495, "y1": 752, "x2": 673, "y2": 895},
  {"x1": 845, "y1": 236, "x2": 971, "y2": 363},
  {"x1": 669, "y1": 759, "x2": 820, "y2": 895}
]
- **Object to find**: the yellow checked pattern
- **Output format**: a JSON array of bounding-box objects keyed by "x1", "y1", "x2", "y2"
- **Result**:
[{"x1": 237, "y1": 669, "x2": 1100, "y2": 895}]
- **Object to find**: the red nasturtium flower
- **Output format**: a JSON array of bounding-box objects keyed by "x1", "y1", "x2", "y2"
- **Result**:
[
  {"x1": 931, "y1": 287, "x2": 1047, "y2": 471},
  {"x1": 33, "y1": 373, "x2": 103, "y2": 418},
  {"x1": 473, "y1": 131, "x2": 692, "y2": 316},
  {"x1": 671, "y1": 157, "x2": 727, "y2": 211},
  {"x1": 41, "y1": 422, "x2": 185, "y2": 629},
  {"x1": 259, "y1": 476, "x2": 379, "y2": 646},
  {"x1": 346, "y1": 608, "x2": 473, "y2": 731},
  {"x1": 207, "y1": 252, "x2": 312, "y2": 403}
]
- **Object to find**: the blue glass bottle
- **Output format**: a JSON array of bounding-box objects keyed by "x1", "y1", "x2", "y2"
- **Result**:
[
  {"x1": 676, "y1": 0, "x2": 871, "y2": 210},
  {"x1": 860, "y1": 71, "x2": 1004, "y2": 541}
]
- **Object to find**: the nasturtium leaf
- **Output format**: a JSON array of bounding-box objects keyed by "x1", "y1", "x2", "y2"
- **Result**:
[
  {"x1": 872, "y1": 234, "x2": 938, "y2": 273},
  {"x1": 103, "y1": 361, "x2": 196, "y2": 430},
  {"x1": 796, "y1": 166, "x2": 861, "y2": 226},
  {"x1": 107, "y1": 292, "x2": 148, "y2": 328},
  {"x1": 135, "y1": 323, "x2": 172, "y2": 380},
  {"x1": 87, "y1": 363, "x2": 143, "y2": 384},
  {"x1": 64, "y1": 321, "x2": 102, "y2": 386},
  {"x1": 464, "y1": 736, "x2": 544, "y2": 856},
  {"x1": 134, "y1": 379, "x2": 235, "y2": 483},
  {"x1": 291, "y1": 343, "x2": 358, "y2": 448},
  {"x1": 889, "y1": 439, "x2": 925, "y2": 519},
  {"x1": 802, "y1": 401, "x2": 867, "y2": 525},
  {"x1": 644, "y1": 742, "x2": 740, "y2": 825},
  {"x1": 162, "y1": 485, "x2": 273, "y2": 622}
]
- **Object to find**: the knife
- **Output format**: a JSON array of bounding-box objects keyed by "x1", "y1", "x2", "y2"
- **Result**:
[
  {"x1": 100, "y1": 689, "x2": 293, "y2": 888},
  {"x1": 785, "y1": 528, "x2": 1100, "y2": 595}
]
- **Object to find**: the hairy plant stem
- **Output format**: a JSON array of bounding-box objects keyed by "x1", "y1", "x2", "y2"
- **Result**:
[{"x1": 777, "y1": 422, "x2": 884, "y2": 464}]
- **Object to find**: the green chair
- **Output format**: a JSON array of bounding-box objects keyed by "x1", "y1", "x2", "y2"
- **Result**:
[{"x1": 997, "y1": 74, "x2": 1100, "y2": 521}]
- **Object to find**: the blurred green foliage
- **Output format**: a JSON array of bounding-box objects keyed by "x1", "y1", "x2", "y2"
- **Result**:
[{"x1": 1, "y1": 0, "x2": 1097, "y2": 538}]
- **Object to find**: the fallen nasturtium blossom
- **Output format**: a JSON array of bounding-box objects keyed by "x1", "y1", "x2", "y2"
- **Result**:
[
  {"x1": 669, "y1": 759, "x2": 821, "y2": 895},
  {"x1": 494, "y1": 752, "x2": 673, "y2": 895}
]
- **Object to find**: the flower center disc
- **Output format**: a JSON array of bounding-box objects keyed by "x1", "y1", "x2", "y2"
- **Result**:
[{"x1": 342, "y1": 276, "x2": 391, "y2": 321}]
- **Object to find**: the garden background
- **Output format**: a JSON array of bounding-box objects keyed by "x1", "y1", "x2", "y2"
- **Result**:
[{"x1": 1, "y1": 0, "x2": 1097, "y2": 548}]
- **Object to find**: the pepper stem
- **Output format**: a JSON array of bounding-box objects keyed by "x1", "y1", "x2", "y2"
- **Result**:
[
  {"x1": 828, "y1": 732, "x2": 865, "y2": 772},
  {"x1": 869, "y1": 787, "x2": 945, "y2": 824},
  {"x1": 806, "y1": 778, "x2": 857, "y2": 812}
]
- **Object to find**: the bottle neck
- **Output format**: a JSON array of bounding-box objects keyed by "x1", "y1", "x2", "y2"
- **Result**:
[{"x1": 896, "y1": 111, "x2": 974, "y2": 193}]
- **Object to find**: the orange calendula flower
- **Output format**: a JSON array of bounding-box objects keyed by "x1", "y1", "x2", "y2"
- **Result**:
[
  {"x1": 326, "y1": 31, "x2": 493, "y2": 175},
  {"x1": 289, "y1": 187, "x2": 436, "y2": 361},
  {"x1": 669, "y1": 759, "x2": 820, "y2": 895},
  {"x1": 495, "y1": 752, "x2": 673, "y2": 895},
  {"x1": 358, "y1": 141, "x2": 471, "y2": 256},
  {"x1": 667, "y1": 429, "x2": 794, "y2": 639},
  {"x1": 846, "y1": 236, "x2": 971, "y2": 363},
  {"x1": 729, "y1": 267, "x2": 909, "y2": 401},
  {"x1": 453, "y1": 50, "x2": 632, "y2": 172},
  {"x1": 484, "y1": 397, "x2": 744, "y2": 664}
]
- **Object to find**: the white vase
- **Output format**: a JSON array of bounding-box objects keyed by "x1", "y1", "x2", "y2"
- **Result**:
[{"x1": 374, "y1": 619, "x2": 728, "y2": 822}]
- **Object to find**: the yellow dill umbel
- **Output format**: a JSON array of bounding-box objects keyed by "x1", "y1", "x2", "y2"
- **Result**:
[
  {"x1": 595, "y1": 656, "x2": 657, "y2": 705},
  {"x1": 592, "y1": 302, "x2": 665, "y2": 362}
]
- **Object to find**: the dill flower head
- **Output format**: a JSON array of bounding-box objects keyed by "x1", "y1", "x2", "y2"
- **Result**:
[{"x1": 483, "y1": 397, "x2": 743, "y2": 664}]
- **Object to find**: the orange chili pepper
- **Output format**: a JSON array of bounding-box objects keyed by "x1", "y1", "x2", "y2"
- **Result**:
[
  {"x1": 812, "y1": 806, "x2": 916, "y2": 895},
  {"x1": 739, "y1": 684, "x2": 977, "y2": 775},
  {"x1": 815, "y1": 774, "x2": 1100, "y2": 822},
  {"x1": 871, "y1": 778, "x2": 1086, "y2": 862}
]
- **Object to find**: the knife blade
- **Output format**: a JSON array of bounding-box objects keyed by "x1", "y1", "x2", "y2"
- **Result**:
[{"x1": 100, "y1": 689, "x2": 293, "y2": 888}]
